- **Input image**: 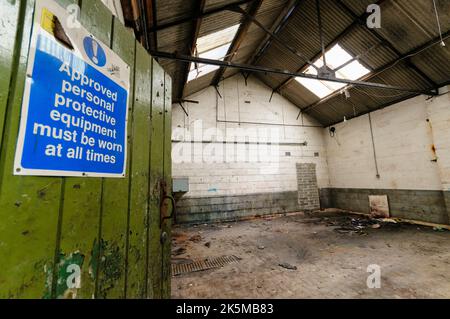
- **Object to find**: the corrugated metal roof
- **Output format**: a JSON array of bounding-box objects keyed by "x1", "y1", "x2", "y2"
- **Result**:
[
  {"x1": 410, "y1": 37, "x2": 450, "y2": 84},
  {"x1": 143, "y1": 0, "x2": 450, "y2": 125}
]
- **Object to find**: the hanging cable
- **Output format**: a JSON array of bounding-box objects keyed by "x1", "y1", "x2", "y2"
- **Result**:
[
  {"x1": 368, "y1": 113, "x2": 380, "y2": 179},
  {"x1": 353, "y1": 86, "x2": 408, "y2": 99},
  {"x1": 432, "y1": 0, "x2": 446, "y2": 47}
]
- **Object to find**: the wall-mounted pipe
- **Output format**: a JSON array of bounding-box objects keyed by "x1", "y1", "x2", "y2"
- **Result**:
[{"x1": 368, "y1": 113, "x2": 380, "y2": 179}]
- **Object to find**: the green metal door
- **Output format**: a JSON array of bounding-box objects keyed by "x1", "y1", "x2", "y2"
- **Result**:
[{"x1": 0, "y1": 0, "x2": 172, "y2": 299}]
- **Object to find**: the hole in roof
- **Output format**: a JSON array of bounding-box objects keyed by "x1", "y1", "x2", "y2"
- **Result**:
[
  {"x1": 295, "y1": 44, "x2": 370, "y2": 99},
  {"x1": 188, "y1": 24, "x2": 240, "y2": 82}
]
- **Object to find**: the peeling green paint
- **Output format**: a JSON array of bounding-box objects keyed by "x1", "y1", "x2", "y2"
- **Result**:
[
  {"x1": 90, "y1": 239, "x2": 101, "y2": 281},
  {"x1": 49, "y1": 251, "x2": 85, "y2": 299},
  {"x1": 0, "y1": 0, "x2": 171, "y2": 299},
  {"x1": 96, "y1": 239, "x2": 123, "y2": 298}
]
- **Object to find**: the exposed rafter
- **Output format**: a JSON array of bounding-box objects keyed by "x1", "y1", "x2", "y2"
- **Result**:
[
  {"x1": 126, "y1": 0, "x2": 157, "y2": 50},
  {"x1": 228, "y1": 5, "x2": 318, "y2": 71},
  {"x1": 274, "y1": 0, "x2": 386, "y2": 92},
  {"x1": 150, "y1": 0, "x2": 158, "y2": 50},
  {"x1": 178, "y1": 0, "x2": 206, "y2": 100},
  {"x1": 248, "y1": 0, "x2": 302, "y2": 65},
  {"x1": 147, "y1": 0, "x2": 255, "y2": 33},
  {"x1": 121, "y1": 0, "x2": 139, "y2": 28},
  {"x1": 150, "y1": 50, "x2": 437, "y2": 96},
  {"x1": 211, "y1": 0, "x2": 263, "y2": 86}
]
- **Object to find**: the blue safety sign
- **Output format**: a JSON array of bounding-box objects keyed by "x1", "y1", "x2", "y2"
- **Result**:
[
  {"x1": 14, "y1": 30, "x2": 129, "y2": 177},
  {"x1": 83, "y1": 36, "x2": 107, "y2": 67}
]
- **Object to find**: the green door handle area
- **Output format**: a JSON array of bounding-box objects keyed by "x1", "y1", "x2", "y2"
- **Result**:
[{"x1": 160, "y1": 194, "x2": 176, "y2": 227}]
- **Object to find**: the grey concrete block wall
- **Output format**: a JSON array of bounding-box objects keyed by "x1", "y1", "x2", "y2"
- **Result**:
[
  {"x1": 320, "y1": 188, "x2": 450, "y2": 225},
  {"x1": 319, "y1": 188, "x2": 332, "y2": 209},
  {"x1": 296, "y1": 163, "x2": 320, "y2": 211},
  {"x1": 175, "y1": 191, "x2": 301, "y2": 224},
  {"x1": 443, "y1": 191, "x2": 450, "y2": 224}
]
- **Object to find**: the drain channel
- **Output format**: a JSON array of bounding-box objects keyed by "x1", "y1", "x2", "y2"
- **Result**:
[{"x1": 172, "y1": 255, "x2": 241, "y2": 276}]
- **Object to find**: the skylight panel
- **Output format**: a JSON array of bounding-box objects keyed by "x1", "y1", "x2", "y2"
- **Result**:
[
  {"x1": 296, "y1": 78, "x2": 333, "y2": 98},
  {"x1": 196, "y1": 25, "x2": 240, "y2": 53},
  {"x1": 323, "y1": 44, "x2": 352, "y2": 69},
  {"x1": 295, "y1": 44, "x2": 371, "y2": 99},
  {"x1": 188, "y1": 43, "x2": 232, "y2": 81},
  {"x1": 187, "y1": 25, "x2": 240, "y2": 83},
  {"x1": 194, "y1": 43, "x2": 232, "y2": 63},
  {"x1": 338, "y1": 60, "x2": 370, "y2": 80}
]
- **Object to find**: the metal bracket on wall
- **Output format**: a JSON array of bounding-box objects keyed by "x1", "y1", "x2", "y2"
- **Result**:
[
  {"x1": 269, "y1": 90, "x2": 275, "y2": 102},
  {"x1": 214, "y1": 85, "x2": 223, "y2": 99},
  {"x1": 178, "y1": 102, "x2": 189, "y2": 116},
  {"x1": 241, "y1": 72, "x2": 250, "y2": 86}
]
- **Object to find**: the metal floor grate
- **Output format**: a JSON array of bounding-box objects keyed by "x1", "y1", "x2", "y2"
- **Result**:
[{"x1": 172, "y1": 255, "x2": 241, "y2": 276}]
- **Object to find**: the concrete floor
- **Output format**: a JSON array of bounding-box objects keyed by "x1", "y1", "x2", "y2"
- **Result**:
[{"x1": 171, "y1": 210, "x2": 450, "y2": 299}]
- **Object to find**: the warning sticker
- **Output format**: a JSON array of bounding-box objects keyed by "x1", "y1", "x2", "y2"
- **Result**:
[{"x1": 14, "y1": 0, "x2": 130, "y2": 177}]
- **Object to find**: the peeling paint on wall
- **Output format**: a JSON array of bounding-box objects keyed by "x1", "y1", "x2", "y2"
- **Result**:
[{"x1": 45, "y1": 251, "x2": 85, "y2": 299}]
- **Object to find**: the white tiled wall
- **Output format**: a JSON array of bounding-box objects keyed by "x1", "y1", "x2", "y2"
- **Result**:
[
  {"x1": 172, "y1": 75, "x2": 330, "y2": 197},
  {"x1": 426, "y1": 87, "x2": 450, "y2": 192},
  {"x1": 173, "y1": 75, "x2": 450, "y2": 198},
  {"x1": 324, "y1": 88, "x2": 450, "y2": 191}
]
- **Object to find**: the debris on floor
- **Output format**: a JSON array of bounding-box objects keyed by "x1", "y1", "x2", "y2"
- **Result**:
[
  {"x1": 172, "y1": 210, "x2": 450, "y2": 298},
  {"x1": 189, "y1": 234, "x2": 202, "y2": 242},
  {"x1": 173, "y1": 247, "x2": 187, "y2": 256},
  {"x1": 278, "y1": 263, "x2": 297, "y2": 270},
  {"x1": 297, "y1": 211, "x2": 401, "y2": 236}
]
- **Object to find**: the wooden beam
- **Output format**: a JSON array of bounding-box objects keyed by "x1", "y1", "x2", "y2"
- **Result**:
[
  {"x1": 177, "y1": 0, "x2": 206, "y2": 100},
  {"x1": 120, "y1": 0, "x2": 137, "y2": 27},
  {"x1": 142, "y1": 0, "x2": 155, "y2": 49},
  {"x1": 211, "y1": 0, "x2": 263, "y2": 86},
  {"x1": 150, "y1": 0, "x2": 158, "y2": 50}
]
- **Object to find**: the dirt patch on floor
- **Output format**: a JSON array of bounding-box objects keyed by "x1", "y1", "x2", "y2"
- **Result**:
[{"x1": 171, "y1": 210, "x2": 450, "y2": 298}]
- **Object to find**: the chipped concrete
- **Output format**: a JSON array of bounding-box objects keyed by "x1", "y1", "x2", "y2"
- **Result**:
[{"x1": 171, "y1": 210, "x2": 450, "y2": 298}]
